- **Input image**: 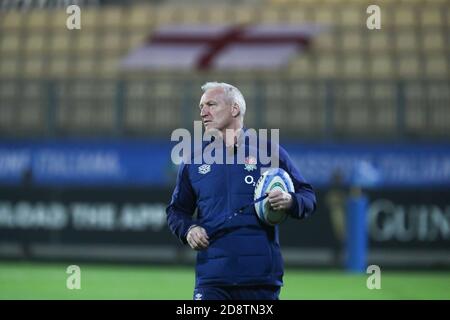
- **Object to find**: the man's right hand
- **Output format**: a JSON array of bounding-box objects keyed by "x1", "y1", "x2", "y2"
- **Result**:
[{"x1": 186, "y1": 225, "x2": 209, "y2": 250}]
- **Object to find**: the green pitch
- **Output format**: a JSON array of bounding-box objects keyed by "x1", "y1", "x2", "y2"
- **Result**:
[{"x1": 0, "y1": 262, "x2": 449, "y2": 300}]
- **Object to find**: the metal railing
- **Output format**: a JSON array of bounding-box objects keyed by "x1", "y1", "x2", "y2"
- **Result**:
[{"x1": 0, "y1": 77, "x2": 448, "y2": 140}]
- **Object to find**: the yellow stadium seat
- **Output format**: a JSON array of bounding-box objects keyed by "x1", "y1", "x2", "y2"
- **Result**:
[
  {"x1": 398, "y1": 55, "x2": 421, "y2": 78},
  {"x1": 77, "y1": 33, "x2": 96, "y2": 53},
  {"x1": 50, "y1": 10, "x2": 69, "y2": 29},
  {"x1": 98, "y1": 57, "x2": 120, "y2": 77},
  {"x1": 179, "y1": 7, "x2": 202, "y2": 24},
  {"x1": 232, "y1": 6, "x2": 257, "y2": 24},
  {"x1": 424, "y1": 55, "x2": 449, "y2": 78},
  {"x1": 368, "y1": 31, "x2": 391, "y2": 52},
  {"x1": 72, "y1": 58, "x2": 97, "y2": 77},
  {"x1": 420, "y1": 7, "x2": 443, "y2": 27},
  {"x1": 286, "y1": 9, "x2": 310, "y2": 24},
  {"x1": 49, "y1": 32, "x2": 72, "y2": 53},
  {"x1": 341, "y1": 32, "x2": 363, "y2": 51},
  {"x1": 126, "y1": 33, "x2": 148, "y2": 50},
  {"x1": 101, "y1": 32, "x2": 123, "y2": 53},
  {"x1": 2, "y1": 11, "x2": 24, "y2": 29},
  {"x1": 100, "y1": 7, "x2": 124, "y2": 28},
  {"x1": 447, "y1": 6, "x2": 450, "y2": 25},
  {"x1": 0, "y1": 33, "x2": 20, "y2": 53},
  {"x1": 393, "y1": 6, "x2": 417, "y2": 27},
  {"x1": 394, "y1": 30, "x2": 418, "y2": 52},
  {"x1": 24, "y1": 34, "x2": 45, "y2": 53},
  {"x1": 128, "y1": 5, "x2": 154, "y2": 28},
  {"x1": 422, "y1": 30, "x2": 445, "y2": 52},
  {"x1": 26, "y1": 10, "x2": 47, "y2": 29},
  {"x1": 0, "y1": 58, "x2": 19, "y2": 77},
  {"x1": 340, "y1": 6, "x2": 365, "y2": 27},
  {"x1": 370, "y1": 55, "x2": 394, "y2": 78},
  {"x1": 317, "y1": 54, "x2": 338, "y2": 78},
  {"x1": 314, "y1": 6, "x2": 338, "y2": 25},
  {"x1": 154, "y1": 5, "x2": 179, "y2": 25},
  {"x1": 342, "y1": 55, "x2": 366, "y2": 78},
  {"x1": 289, "y1": 55, "x2": 315, "y2": 78},
  {"x1": 49, "y1": 56, "x2": 70, "y2": 77},
  {"x1": 79, "y1": 9, "x2": 99, "y2": 29},
  {"x1": 314, "y1": 31, "x2": 337, "y2": 52},
  {"x1": 259, "y1": 7, "x2": 284, "y2": 24},
  {"x1": 23, "y1": 57, "x2": 45, "y2": 77}
]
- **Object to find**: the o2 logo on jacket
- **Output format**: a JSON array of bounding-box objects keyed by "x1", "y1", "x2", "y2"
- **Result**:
[{"x1": 245, "y1": 175, "x2": 256, "y2": 186}]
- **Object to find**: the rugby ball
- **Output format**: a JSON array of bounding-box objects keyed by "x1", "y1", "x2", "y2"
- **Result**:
[{"x1": 254, "y1": 168, "x2": 295, "y2": 226}]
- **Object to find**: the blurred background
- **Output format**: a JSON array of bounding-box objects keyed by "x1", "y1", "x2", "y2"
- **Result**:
[{"x1": 0, "y1": 0, "x2": 449, "y2": 299}]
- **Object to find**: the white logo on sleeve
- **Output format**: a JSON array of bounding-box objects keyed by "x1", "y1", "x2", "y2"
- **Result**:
[{"x1": 198, "y1": 164, "x2": 211, "y2": 174}]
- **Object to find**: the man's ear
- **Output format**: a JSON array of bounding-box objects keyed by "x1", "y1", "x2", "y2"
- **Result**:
[{"x1": 231, "y1": 103, "x2": 240, "y2": 118}]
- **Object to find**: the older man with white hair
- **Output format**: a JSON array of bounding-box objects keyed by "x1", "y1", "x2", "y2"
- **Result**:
[{"x1": 167, "y1": 82, "x2": 316, "y2": 300}]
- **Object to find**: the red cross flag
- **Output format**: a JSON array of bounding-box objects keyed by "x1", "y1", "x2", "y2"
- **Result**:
[{"x1": 121, "y1": 24, "x2": 323, "y2": 70}]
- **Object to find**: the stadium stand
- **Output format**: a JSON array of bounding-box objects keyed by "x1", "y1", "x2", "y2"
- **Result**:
[{"x1": 0, "y1": 1, "x2": 448, "y2": 139}]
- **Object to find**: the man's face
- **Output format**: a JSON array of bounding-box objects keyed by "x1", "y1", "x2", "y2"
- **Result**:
[{"x1": 199, "y1": 88, "x2": 235, "y2": 132}]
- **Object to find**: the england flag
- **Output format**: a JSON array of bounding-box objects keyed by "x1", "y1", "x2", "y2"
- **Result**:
[{"x1": 121, "y1": 24, "x2": 324, "y2": 71}]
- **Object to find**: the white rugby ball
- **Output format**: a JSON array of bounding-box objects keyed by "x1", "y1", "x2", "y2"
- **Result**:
[{"x1": 254, "y1": 168, "x2": 295, "y2": 226}]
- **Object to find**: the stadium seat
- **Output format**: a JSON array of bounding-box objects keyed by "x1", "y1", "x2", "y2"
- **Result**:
[
  {"x1": 49, "y1": 32, "x2": 72, "y2": 53},
  {"x1": 101, "y1": 32, "x2": 123, "y2": 53},
  {"x1": 422, "y1": 29, "x2": 445, "y2": 52},
  {"x1": 314, "y1": 6, "x2": 338, "y2": 24},
  {"x1": 77, "y1": 33, "x2": 97, "y2": 53},
  {"x1": 128, "y1": 5, "x2": 154, "y2": 28},
  {"x1": 394, "y1": 30, "x2": 418, "y2": 53},
  {"x1": 100, "y1": 7, "x2": 124, "y2": 29},
  {"x1": 424, "y1": 55, "x2": 449, "y2": 78},
  {"x1": 48, "y1": 55, "x2": 70, "y2": 77},
  {"x1": 340, "y1": 6, "x2": 365, "y2": 27},
  {"x1": 313, "y1": 31, "x2": 337, "y2": 52},
  {"x1": 317, "y1": 54, "x2": 338, "y2": 78},
  {"x1": 1, "y1": 11, "x2": 23, "y2": 29},
  {"x1": 0, "y1": 104, "x2": 15, "y2": 130},
  {"x1": 154, "y1": 5, "x2": 179, "y2": 26},
  {"x1": 393, "y1": 6, "x2": 417, "y2": 27},
  {"x1": 0, "y1": 33, "x2": 20, "y2": 54},
  {"x1": 24, "y1": 34, "x2": 45, "y2": 54},
  {"x1": 259, "y1": 7, "x2": 284, "y2": 23},
  {"x1": 26, "y1": 10, "x2": 47, "y2": 29},
  {"x1": 79, "y1": 9, "x2": 99, "y2": 29},
  {"x1": 232, "y1": 6, "x2": 257, "y2": 24},
  {"x1": 420, "y1": 7, "x2": 443, "y2": 27},
  {"x1": 368, "y1": 31, "x2": 391, "y2": 53},
  {"x1": 341, "y1": 55, "x2": 365, "y2": 78},
  {"x1": 398, "y1": 55, "x2": 421, "y2": 78},
  {"x1": 286, "y1": 8, "x2": 310, "y2": 24},
  {"x1": 370, "y1": 55, "x2": 394, "y2": 78},
  {"x1": 341, "y1": 32, "x2": 364, "y2": 51},
  {"x1": 23, "y1": 57, "x2": 45, "y2": 78}
]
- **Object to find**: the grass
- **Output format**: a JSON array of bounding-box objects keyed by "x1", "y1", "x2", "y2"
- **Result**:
[{"x1": 0, "y1": 262, "x2": 449, "y2": 300}]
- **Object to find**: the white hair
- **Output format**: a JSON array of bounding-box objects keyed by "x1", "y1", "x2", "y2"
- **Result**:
[{"x1": 201, "y1": 82, "x2": 246, "y2": 117}]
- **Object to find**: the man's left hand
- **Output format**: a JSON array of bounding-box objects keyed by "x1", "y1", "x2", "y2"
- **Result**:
[{"x1": 267, "y1": 190, "x2": 293, "y2": 211}]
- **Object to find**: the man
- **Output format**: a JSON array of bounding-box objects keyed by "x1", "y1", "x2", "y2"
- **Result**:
[{"x1": 166, "y1": 82, "x2": 316, "y2": 300}]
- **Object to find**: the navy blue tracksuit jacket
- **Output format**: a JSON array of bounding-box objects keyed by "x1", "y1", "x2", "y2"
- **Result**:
[{"x1": 166, "y1": 136, "x2": 316, "y2": 288}]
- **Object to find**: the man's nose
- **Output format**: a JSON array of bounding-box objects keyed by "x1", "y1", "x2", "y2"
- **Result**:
[{"x1": 200, "y1": 106, "x2": 209, "y2": 117}]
